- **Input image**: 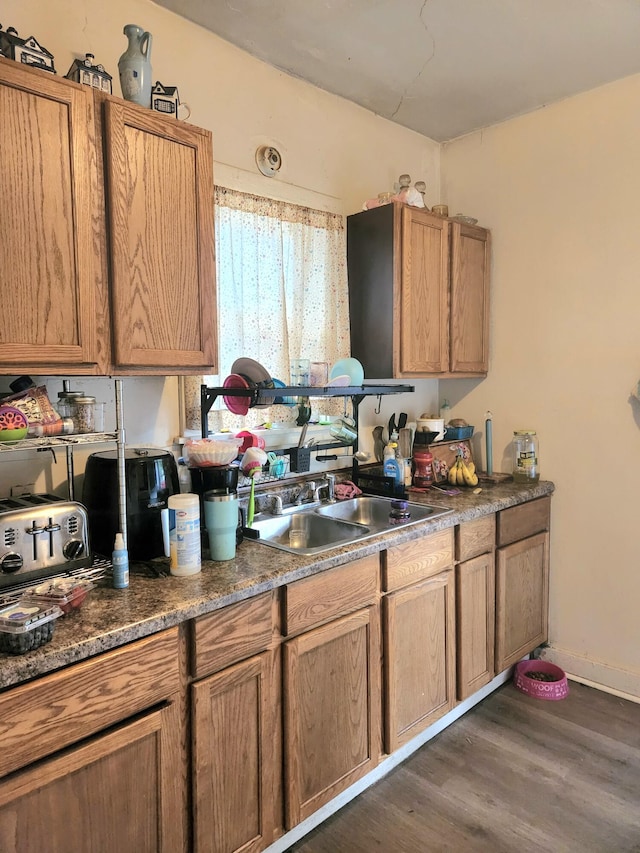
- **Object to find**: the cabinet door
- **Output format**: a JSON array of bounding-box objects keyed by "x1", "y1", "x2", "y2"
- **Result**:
[
  {"x1": 0, "y1": 703, "x2": 183, "y2": 853},
  {"x1": 456, "y1": 552, "x2": 495, "y2": 700},
  {"x1": 104, "y1": 100, "x2": 217, "y2": 371},
  {"x1": 495, "y1": 531, "x2": 550, "y2": 672},
  {"x1": 399, "y1": 206, "x2": 450, "y2": 375},
  {"x1": 449, "y1": 222, "x2": 490, "y2": 374},
  {"x1": 383, "y1": 571, "x2": 456, "y2": 753},
  {"x1": 0, "y1": 58, "x2": 106, "y2": 373},
  {"x1": 192, "y1": 650, "x2": 280, "y2": 853},
  {"x1": 283, "y1": 607, "x2": 381, "y2": 828}
]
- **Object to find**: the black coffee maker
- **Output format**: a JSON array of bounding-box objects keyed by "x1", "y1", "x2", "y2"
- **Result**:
[{"x1": 189, "y1": 464, "x2": 243, "y2": 546}]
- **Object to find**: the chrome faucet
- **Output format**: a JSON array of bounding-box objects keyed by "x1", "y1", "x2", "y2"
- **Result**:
[
  {"x1": 295, "y1": 480, "x2": 316, "y2": 505},
  {"x1": 268, "y1": 494, "x2": 283, "y2": 516},
  {"x1": 315, "y1": 473, "x2": 336, "y2": 503}
]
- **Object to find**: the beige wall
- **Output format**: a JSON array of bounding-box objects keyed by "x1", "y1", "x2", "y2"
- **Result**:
[{"x1": 441, "y1": 75, "x2": 640, "y2": 697}]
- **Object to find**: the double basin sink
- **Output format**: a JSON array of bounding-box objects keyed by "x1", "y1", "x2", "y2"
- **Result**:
[{"x1": 248, "y1": 495, "x2": 453, "y2": 555}]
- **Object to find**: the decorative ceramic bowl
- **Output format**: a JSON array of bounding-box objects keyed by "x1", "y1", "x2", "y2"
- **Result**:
[
  {"x1": 0, "y1": 405, "x2": 28, "y2": 441},
  {"x1": 513, "y1": 660, "x2": 569, "y2": 701},
  {"x1": 452, "y1": 214, "x2": 478, "y2": 226}
]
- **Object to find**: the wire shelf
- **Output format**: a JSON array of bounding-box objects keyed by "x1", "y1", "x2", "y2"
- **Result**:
[{"x1": 0, "y1": 432, "x2": 117, "y2": 453}]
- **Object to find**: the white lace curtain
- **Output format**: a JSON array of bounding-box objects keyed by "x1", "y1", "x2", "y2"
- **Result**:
[{"x1": 185, "y1": 187, "x2": 350, "y2": 432}]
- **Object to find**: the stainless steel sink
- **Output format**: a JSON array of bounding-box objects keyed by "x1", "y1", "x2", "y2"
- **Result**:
[
  {"x1": 249, "y1": 511, "x2": 370, "y2": 555},
  {"x1": 250, "y1": 495, "x2": 452, "y2": 555},
  {"x1": 315, "y1": 495, "x2": 451, "y2": 528}
]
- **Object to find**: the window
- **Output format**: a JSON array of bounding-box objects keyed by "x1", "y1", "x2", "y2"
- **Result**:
[{"x1": 185, "y1": 187, "x2": 350, "y2": 432}]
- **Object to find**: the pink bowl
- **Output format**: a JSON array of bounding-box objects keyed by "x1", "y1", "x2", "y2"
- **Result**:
[{"x1": 513, "y1": 660, "x2": 569, "y2": 701}]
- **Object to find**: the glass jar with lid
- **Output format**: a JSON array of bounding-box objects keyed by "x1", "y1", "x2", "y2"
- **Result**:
[
  {"x1": 57, "y1": 390, "x2": 85, "y2": 420},
  {"x1": 512, "y1": 430, "x2": 539, "y2": 483},
  {"x1": 72, "y1": 395, "x2": 97, "y2": 433}
]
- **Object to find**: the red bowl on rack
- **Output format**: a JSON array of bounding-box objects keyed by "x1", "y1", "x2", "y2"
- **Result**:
[{"x1": 222, "y1": 374, "x2": 256, "y2": 415}]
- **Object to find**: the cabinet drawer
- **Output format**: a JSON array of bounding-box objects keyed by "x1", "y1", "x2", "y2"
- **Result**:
[
  {"x1": 283, "y1": 555, "x2": 379, "y2": 636},
  {"x1": 497, "y1": 497, "x2": 551, "y2": 547},
  {"x1": 191, "y1": 590, "x2": 278, "y2": 678},
  {"x1": 456, "y1": 515, "x2": 495, "y2": 562},
  {"x1": 382, "y1": 528, "x2": 454, "y2": 592},
  {"x1": 0, "y1": 627, "x2": 180, "y2": 778}
]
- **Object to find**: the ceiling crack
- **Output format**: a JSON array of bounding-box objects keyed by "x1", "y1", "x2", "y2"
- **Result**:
[{"x1": 391, "y1": 0, "x2": 436, "y2": 120}]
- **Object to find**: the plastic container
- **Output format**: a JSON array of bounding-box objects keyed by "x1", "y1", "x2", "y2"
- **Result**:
[
  {"x1": 168, "y1": 493, "x2": 201, "y2": 576},
  {"x1": 27, "y1": 578, "x2": 94, "y2": 613},
  {"x1": 443, "y1": 425, "x2": 475, "y2": 441},
  {"x1": 0, "y1": 600, "x2": 63, "y2": 655},
  {"x1": 412, "y1": 448, "x2": 434, "y2": 489},
  {"x1": 513, "y1": 660, "x2": 569, "y2": 701},
  {"x1": 512, "y1": 430, "x2": 540, "y2": 483}
]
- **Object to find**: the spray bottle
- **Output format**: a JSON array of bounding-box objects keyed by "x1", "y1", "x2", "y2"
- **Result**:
[{"x1": 112, "y1": 532, "x2": 129, "y2": 589}]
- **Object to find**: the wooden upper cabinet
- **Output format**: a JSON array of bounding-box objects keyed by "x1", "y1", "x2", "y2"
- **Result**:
[
  {"x1": 347, "y1": 201, "x2": 490, "y2": 378},
  {"x1": 102, "y1": 99, "x2": 217, "y2": 372},
  {"x1": 449, "y1": 221, "x2": 491, "y2": 373},
  {"x1": 399, "y1": 206, "x2": 449, "y2": 375},
  {"x1": 0, "y1": 57, "x2": 107, "y2": 373}
]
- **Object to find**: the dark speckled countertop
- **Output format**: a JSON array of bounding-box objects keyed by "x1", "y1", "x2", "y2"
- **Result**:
[{"x1": 0, "y1": 480, "x2": 554, "y2": 691}]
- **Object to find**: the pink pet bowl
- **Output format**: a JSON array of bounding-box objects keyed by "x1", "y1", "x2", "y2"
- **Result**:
[{"x1": 513, "y1": 660, "x2": 569, "y2": 701}]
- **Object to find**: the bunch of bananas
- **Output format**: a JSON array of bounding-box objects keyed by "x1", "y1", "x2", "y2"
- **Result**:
[{"x1": 447, "y1": 455, "x2": 479, "y2": 487}]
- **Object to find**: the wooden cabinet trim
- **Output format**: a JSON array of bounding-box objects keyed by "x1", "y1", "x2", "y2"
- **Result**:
[
  {"x1": 456, "y1": 514, "x2": 495, "y2": 562},
  {"x1": 191, "y1": 590, "x2": 277, "y2": 678},
  {"x1": 0, "y1": 627, "x2": 180, "y2": 777},
  {"x1": 497, "y1": 497, "x2": 551, "y2": 547},
  {"x1": 283, "y1": 554, "x2": 379, "y2": 635},
  {"x1": 383, "y1": 528, "x2": 454, "y2": 592}
]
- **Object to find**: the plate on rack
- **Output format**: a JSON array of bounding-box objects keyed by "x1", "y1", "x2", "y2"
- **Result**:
[
  {"x1": 329, "y1": 358, "x2": 364, "y2": 386},
  {"x1": 231, "y1": 357, "x2": 272, "y2": 386}
]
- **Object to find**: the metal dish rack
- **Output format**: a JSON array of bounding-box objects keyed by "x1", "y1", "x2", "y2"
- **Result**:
[{"x1": 200, "y1": 382, "x2": 415, "y2": 494}]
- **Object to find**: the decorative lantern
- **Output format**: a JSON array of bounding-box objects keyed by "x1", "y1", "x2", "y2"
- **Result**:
[
  {"x1": 65, "y1": 53, "x2": 112, "y2": 93},
  {"x1": 0, "y1": 25, "x2": 56, "y2": 73},
  {"x1": 151, "y1": 81, "x2": 180, "y2": 116}
]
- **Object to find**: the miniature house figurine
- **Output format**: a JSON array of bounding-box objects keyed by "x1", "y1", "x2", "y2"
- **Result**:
[
  {"x1": 65, "y1": 53, "x2": 112, "y2": 93},
  {"x1": 0, "y1": 25, "x2": 56, "y2": 73},
  {"x1": 151, "y1": 81, "x2": 180, "y2": 116}
]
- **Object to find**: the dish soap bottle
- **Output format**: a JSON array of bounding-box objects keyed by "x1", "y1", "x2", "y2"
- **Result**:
[{"x1": 383, "y1": 441, "x2": 403, "y2": 490}]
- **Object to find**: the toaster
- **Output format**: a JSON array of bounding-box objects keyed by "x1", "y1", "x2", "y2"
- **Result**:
[{"x1": 0, "y1": 494, "x2": 92, "y2": 589}]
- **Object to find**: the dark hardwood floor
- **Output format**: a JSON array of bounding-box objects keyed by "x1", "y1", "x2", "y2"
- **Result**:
[{"x1": 290, "y1": 681, "x2": 640, "y2": 853}]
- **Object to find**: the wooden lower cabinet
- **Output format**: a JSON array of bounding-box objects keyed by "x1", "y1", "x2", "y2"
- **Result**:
[
  {"x1": 383, "y1": 570, "x2": 456, "y2": 753},
  {"x1": 456, "y1": 552, "x2": 495, "y2": 700},
  {"x1": 0, "y1": 702, "x2": 182, "y2": 853},
  {"x1": 191, "y1": 649, "x2": 281, "y2": 853},
  {"x1": 495, "y1": 531, "x2": 550, "y2": 672},
  {"x1": 283, "y1": 606, "x2": 381, "y2": 828}
]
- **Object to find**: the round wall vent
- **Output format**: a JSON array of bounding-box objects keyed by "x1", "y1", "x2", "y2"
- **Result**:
[{"x1": 256, "y1": 145, "x2": 282, "y2": 177}]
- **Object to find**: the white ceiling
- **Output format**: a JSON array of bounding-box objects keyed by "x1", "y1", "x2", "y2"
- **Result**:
[{"x1": 153, "y1": 0, "x2": 640, "y2": 142}]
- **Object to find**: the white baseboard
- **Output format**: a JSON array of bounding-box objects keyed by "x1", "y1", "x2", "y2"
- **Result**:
[
  {"x1": 264, "y1": 666, "x2": 514, "y2": 853},
  {"x1": 538, "y1": 646, "x2": 640, "y2": 704}
]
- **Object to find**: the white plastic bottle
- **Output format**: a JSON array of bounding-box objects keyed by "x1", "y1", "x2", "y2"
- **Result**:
[
  {"x1": 168, "y1": 493, "x2": 201, "y2": 577},
  {"x1": 112, "y1": 532, "x2": 129, "y2": 589}
]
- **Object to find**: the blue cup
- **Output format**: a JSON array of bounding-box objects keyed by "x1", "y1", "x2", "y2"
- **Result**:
[{"x1": 204, "y1": 490, "x2": 239, "y2": 561}]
